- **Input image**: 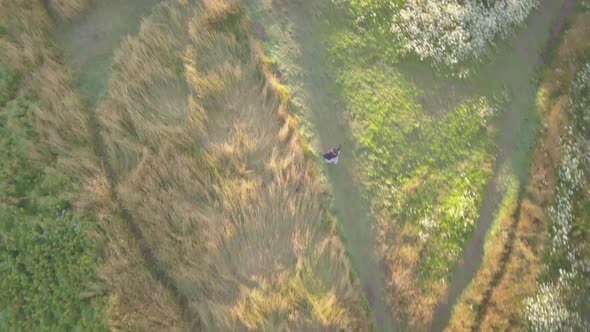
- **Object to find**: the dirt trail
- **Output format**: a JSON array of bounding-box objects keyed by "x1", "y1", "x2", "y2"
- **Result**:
[
  {"x1": 430, "y1": 1, "x2": 569, "y2": 330},
  {"x1": 253, "y1": 3, "x2": 400, "y2": 331}
]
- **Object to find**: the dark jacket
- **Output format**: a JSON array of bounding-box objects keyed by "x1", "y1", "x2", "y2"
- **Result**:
[
  {"x1": 323, "y1": 151, "x2": 338, "y2": 160},
  {"x1": 323, "y1": 145, "x2": 341, "y2": 160}
]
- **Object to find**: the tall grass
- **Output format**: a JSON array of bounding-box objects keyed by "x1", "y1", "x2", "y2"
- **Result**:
[
  {"x1": 95, "y1": 0, "x2": 369, "y2": 329},
  {"x1": 446, "y1": 11, "x2": 590, "y2": 331},
  {"x1": 47, "y1": 0, "x2": 92, "y2": 19},
  {"x1": 1, "y1": 0, "x2": 188, "y2": 330},
  {"x1": 0, "y1": 1, "x2": 104, "y2": 329}
]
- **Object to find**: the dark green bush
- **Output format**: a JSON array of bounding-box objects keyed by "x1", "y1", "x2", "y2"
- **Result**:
[{"x1": 0, "y1": 78, "x2": 106, "y2": 331}]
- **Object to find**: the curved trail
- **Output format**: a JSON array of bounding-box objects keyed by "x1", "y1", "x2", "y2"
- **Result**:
[
  {"x1": 430, "y1": 1, "x2": 570, "y2": 330},
  {"x1": 468, "y1": 2, "x2": 576, "y2": 331},
  {"x1": 251, "y1": 0, "x2": 570, "y2": 330},
  {"x1": 52, "y1": 1, "x2": 201, "y2": 329}
]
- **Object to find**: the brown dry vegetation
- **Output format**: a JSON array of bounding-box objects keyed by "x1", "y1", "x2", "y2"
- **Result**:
[
  {"x1": 46, "y1": 0, "x2": 93, "y2": 19},
  {"x1": 1, "y1": 0, "x2": 189, "y2": 330},
  {"x1": 89, "y1": 175, "x2": 189, "y2": 331},
  {"x1": 446, "y1": 12, "x2": 590, "y2": 331},
  {"x1": 381, "y1": 221, "x2": 448, "y2": 329},
  {"x1": 95, "y1": 0, "x2": 369, "y2": 330}
]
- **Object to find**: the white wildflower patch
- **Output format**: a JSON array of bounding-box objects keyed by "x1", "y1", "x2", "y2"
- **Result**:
[
  {"x1": 526, "y1": 61, "x2": 590, "y2": 331},
  {"x1": 449, "y1": 189, "x2": 477, "y2": 230},
  {"x1": 418, "y1": 214, "x2": 436, "y2": 243},
  {"x1": 525, "y1": 270, "x2": 587, "y2": 332},
  {"x1": 390, "y1": 0, "x2": 538, "y2": 74},
  {"x1": 548, "y1": 124, "x2": 585, "y2": 259},
  {"x1": 571, "y1": 63, "x2": 590, "y2": 111},
  {"x1": 546, "y1": 62, "x2": 590, "y2": 262}
]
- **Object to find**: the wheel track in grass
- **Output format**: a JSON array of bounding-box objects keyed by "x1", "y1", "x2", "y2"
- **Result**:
[
  {"x1": 429, "y1": 1, "x2": 573, "y2": 330},
  {"x1": 51, "y1": 1, "x2": 202, "y2": 329}
]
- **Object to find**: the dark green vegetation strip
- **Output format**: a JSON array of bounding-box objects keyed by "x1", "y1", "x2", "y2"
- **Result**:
[{"x1": 0, "y1": 65, "x2": 106, "y2": 330}]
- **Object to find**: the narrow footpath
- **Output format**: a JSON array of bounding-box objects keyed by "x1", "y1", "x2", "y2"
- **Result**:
[{"x1": 266, "y1": 3, "x2": 401, "y2": 331}]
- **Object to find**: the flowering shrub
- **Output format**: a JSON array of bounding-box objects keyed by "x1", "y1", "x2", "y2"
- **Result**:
[{"x1": 391, "y1": 0, "x2": 538, "y2": 74}]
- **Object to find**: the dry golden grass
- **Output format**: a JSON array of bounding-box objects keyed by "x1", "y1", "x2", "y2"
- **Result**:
[
  {"x1": 1, "y1": 0, "x2": 191, "y2": 329},
  {"x1": 95, "y1": 0, "x2": 369, "y2": 330},
  {"x1": 445, "y1": 12, "x2": 590, "y2": 331},
  {"x1": 83, "y1": 169, "x2": 188, "y2": 331},
  {"x1": 47, "y1": 0, "x2": 92, "y2": 19},
  {"x1": 379, "y1": 221, "x2": 444, "y2": 331},
  {"x1": 0, "y1": 0, "x2": 53, "y2": 70}
]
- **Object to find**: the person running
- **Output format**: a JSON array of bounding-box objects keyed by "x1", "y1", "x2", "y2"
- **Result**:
[{"x1": 323, "y1": 144, "x2": 341, "y2": 164}]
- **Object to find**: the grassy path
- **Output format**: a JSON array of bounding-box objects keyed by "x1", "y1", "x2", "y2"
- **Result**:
[
  {"x1": 260, "y1": 3, "x2": 400, "y2": 331},
  {"x1": 430, "y1": 1, "x2": 568, "y2": 330},
  {"x1": 52, "y1": 1, "x2": 201, "y2": 329},
  {"x1": 54, "y1": 0, "x2": 160, "y2": 106}
]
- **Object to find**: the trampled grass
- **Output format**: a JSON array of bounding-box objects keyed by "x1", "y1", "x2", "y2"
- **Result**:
[
  {"x1": 95, "y1": 0, "x2": 369, "y2": 329},
  {"x1": 446, "y1": 9, "x2": 590, "y2": 331}
]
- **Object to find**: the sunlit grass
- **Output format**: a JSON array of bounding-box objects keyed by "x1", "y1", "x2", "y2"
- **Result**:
[
  {"x1": 324, "y1": 5, "x2": 501, "y2": 328},
  {"x1": 94, "y1": 0, "x2": 369, "y2": 329}
]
